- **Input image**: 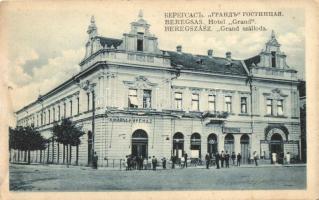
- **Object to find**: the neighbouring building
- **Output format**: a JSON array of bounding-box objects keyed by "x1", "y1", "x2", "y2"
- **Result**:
[{"x1": 13, "y1": 12, "x2": 302, "y2": 166}]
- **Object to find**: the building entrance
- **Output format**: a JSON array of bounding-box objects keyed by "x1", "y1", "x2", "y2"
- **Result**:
[
  {"x1": 131, "y1": 129, "x2": 148, "y2": 158},
  {"x1": 240, "y1": 134, "x2": 250, "y2": 164},
  {"x1": 270, "y1": 133, "x2": 283, "y2": 158},
  {"x1": 224, "y1": 134, "x2": 234, "y2": 154},
  {"x1": 207, "y1": 133, "x2": 218, "y2": 157},
  {"x1": 190, "y1": 133, "x2": 201, "y2": 159},
  {"x1": 173, "y1": 132, "x2": 184, "y2": 158}
]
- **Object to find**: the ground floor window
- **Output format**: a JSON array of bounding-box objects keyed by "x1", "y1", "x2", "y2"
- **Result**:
[{"x1": 224, "y1": 134, "x2": 234, "y2": 153}]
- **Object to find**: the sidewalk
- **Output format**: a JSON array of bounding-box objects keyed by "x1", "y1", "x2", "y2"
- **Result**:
[{"x1": 10, "y1": 162, "x2": 306, "y2": 172}]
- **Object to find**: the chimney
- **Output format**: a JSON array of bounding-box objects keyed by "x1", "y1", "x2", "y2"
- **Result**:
[
  {"x1": 207, "y1": 49, "x2": 213, "y2": 57},
  {"x1": 176, "y1": 45, "x2": 182, "y2": 53},
  {"x1": 226, "y1": 51, "x2": 232, "y2": 60}
]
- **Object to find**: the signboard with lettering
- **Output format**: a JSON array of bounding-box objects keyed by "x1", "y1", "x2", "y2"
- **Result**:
[{"x1": 109, "y1": 117, "x2": 152, "y2": 123}]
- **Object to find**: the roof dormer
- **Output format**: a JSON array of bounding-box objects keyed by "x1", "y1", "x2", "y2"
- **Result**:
[{"x1": 123, "y1": 10, "x2": 160, "y2": 54}]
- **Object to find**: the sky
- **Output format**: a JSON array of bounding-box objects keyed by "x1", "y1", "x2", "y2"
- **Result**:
[{"x1": 1, "y1": 1, "x2": 305, "y2": 112}]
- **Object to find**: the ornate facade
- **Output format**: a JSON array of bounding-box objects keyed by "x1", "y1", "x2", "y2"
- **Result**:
[{"x1": 14, "y1": 12, "x2": 301, "y2": 166}]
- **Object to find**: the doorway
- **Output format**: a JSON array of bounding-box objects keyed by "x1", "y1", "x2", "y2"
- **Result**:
[
  {"x1": 131, "y1": 129, "x2": 148, "y2": 158},
  {"x1": 224, "y1": 134, "x2": 234, "y2": 154},
  {"x1": 173, "y1": 132, "x2": 184, "y2": 158},
  {"x1": 190, "y1": 133, "x2": 201, "y2": 159},
  {"x1": 207, "y1": 133, "x2": 218, "y2": 157},
  {"x1": 240, "y1": 134, "x2": 250, "y2": 164}
]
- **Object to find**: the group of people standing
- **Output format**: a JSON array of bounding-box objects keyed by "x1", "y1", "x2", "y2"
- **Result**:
[
  {"x1": 205, "y1": 151, "x2": 244, "y2": 169},
  {"x1": 125, "y1": 155, "x2": 166, "y2": 171}
]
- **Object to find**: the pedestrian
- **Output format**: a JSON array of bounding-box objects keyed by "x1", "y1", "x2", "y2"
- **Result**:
[
  {"x1": 205, "y1": 153, "x2": 210, "y2": 169},
  {"x1": 140, "y1": 156, "x2": 144, "y2": 170},
  {"x1": 171, "y1": 155, "x2": 176, "y2": 169},
  {"x1": 127, "y1": 155, "x2": 132, "y2": 170},
  {"x1": 215, "y1": 152, "x2": 220, "y2": 169},
  {"x1": 253, "y1": 151, "x2": 258, "y2": 166},
  {"x1": 152, "y1": 156, "x2": 157, "y2": 170},
  {"x1": 272, "y1": 152, "x2": 277, "y2": 164},
  {"x1": 237, "y1": 153, "x2": 242, "y2": 166},
  {"x1": 162, "y1": 157, "x2": 166, "y2": 169},
  {"x1": 221, "y1": 151, "x2": 225, "y2": 168},
  {"x1": 225, "y1": 151, "x2": 230, "y2": 168},
  {"x1": 92, "y1": 151, "x2": 98, "y2": 169},
  {"x1": 180, "y1": 156, "x2": 185, "y2": 168},
  {"x1": 125, "y1": 156, "x2": 129, "y2": 170},
  {"x1": 184, "y1": 153, "x2": 188, "y2": 168},
  {"x1": 286, "y1": 152, "x2": 291, "y2": 165},
  {"x1": 231, "y1": 152, "x2": 236, "y2": 166},
  {"x1": 143, "y1": 157, "x2": 148, "y2": 170}
]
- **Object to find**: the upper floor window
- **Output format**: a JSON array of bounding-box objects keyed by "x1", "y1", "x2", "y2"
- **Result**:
[
  {"x1": 191, "y1": 93, "x2": 199, "y2": 111},
  {"x1": 128, "y1": 89, "x2": 138, "y2": 108},
  {"x1": 266, "y1": 99, "x2": 273, "y2": 115},
  {"x1": 208, "y1": 95, "x2": 216, "y2": 112},
  {"x1": 271, "y1": 51, "x2": 276, "y2": 68},
  {"x1": 48, "y1": 110, "x2": 51, "y2": 123},
  {"x1": 43, "y1": 111, "x2": 46, "y2": 125},
  {"x1": 137, "y1": 33, "x2": 144, "y2": 51},
  {"x1": 70, "y1": 100, "x2": 73, "y2": 116},
  {"x1": 77, "y1": 97, "x2": 80, "y2": 114},
  {"x1": 87, "y1": 93, "x2": 90, "y2": 111},
  {"x1": 58, "y1": 105, "x2": 61, "y2": 120},
  {"x1": 241, "y1": 97, "x2": 247, "y2": 113},
  {"x1": 277, "y1": 100, "x2": 283, "y2": 116},
  {"x1": 63, "y1": 102, "x2": 66, "y2": 118},
  {"x1": 53, "y1": 108, "x2": 55, "y2": 122},
  {"x1": 225, "y1": 96, "x2": 232, "y2": 113},
  {"x1": 175, "y1": 92, "x2": 182, "y2": 110},
  {"x1": 143, "y1": 90, "x2": 152, "y2": 109}
]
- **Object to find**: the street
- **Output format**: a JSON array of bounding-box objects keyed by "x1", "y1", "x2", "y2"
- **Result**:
[{"x1": 9, "y1": 164, "x2": 306, "y2": 191}]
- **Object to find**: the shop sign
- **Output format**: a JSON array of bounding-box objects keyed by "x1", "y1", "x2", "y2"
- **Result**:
[
  {"x1": 224, "y1": 127, "x2": 240, "y2": 133},
  {"x1": 109, "y1": 117, "x2": 152, "y2": 123}
]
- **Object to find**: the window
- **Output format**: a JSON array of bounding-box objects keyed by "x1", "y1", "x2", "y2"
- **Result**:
[
  {"x1": 128, "y1": 89, "x2": 138, "y2": 108},
  {"x1": 77, "y1": 97, "x2": 80, "y2": 114},
  {"x1": 58, "y1": 105, "x2": 61, "y2": 120},
  {"x1": 271, "y1": 51, "x2": 276, "y2": 68},
  {"x1": 143, "y1": 90, "x2": 152, "y2": 109},
  {"x1": 70, "y1": 100, "x2": 73, "y2": 116},
  {"x1": 53, "y1": 108, "x2": 55, "y2": 122},
  {"x1": 277, "y1": 100, "x2": 283, "y2": 116},
  {"x1": 87, "y1": 93, "x2": 90, "y2": 111},
  {"x1": 63, "y1": 102, "x2": 66, "y2": 118},
  {"x1": 225, "y1": 96, "x2": 232, "y2": 113},
  {"x1": 175, "y1": 92, "x2": 182, "y2": 110},
  {"x1": 48, "y1": 110, "x2": 51, "y2": 123},
  {"x1": 137, "y1": 33, "x2": 144, "y2": 51},
  {"x1": 241, "y1": 97, "x2": 247, "y2": 113},
  {"x1": 266, "y1": 99, "x2": 273, "y2": 115},
  {"x1": 43, "y1": 111, "x2": 46, "y2": 125},
  {"x1": 191, "y1": 93, "x2": 199, "y2": 111},
  {"x1": 208, "y1": 95, "x2": 216, "y2": 112}
]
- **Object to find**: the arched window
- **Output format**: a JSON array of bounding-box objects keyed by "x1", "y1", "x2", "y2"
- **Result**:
[
  {"x1": 190, "y1": 133, "x2": 201, "y2": 158},
  {"x1": 224, "y1": 134, "x2": 234, "y2": 153},
  {"x1": 173, "y1": 132, "x2": 184, "y2": 158},
  {"x1": 131, "y1": 129, "x2": 148, "y2": 158}
]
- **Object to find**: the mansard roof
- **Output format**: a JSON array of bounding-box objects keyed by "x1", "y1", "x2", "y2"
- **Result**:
[
  {"x1": 244, "y1": 55, "x2": 261, "y2": 70},
  {"x1": 167, "y1": 51, "x2": 247, "y2": 76},
  {"x1": 96, "y1": 36, "x2": 123, "y2": 48}
]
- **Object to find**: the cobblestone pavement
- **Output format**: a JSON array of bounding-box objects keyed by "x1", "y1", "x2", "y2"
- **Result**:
[{"x1": 9, "y1": 164, "x2": 306, "y2": 191}]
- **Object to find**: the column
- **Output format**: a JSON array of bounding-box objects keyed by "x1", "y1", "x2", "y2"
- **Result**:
[{"x1": 234, "y1": 134, "x2": 241, "y2": 154}]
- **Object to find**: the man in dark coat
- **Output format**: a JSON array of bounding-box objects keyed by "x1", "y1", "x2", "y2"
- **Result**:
[
  {"x1": 205, "y1": 153, "x2": 210, "y2": 169},
  {"x1": 92, "y1": 151, "x2": 98, "y2": 169},
  {"x1": 184, "y1": 153, "x2": 188, "y2": 168},
  {"x1": 171, "y1": 155, "x2": 176, "y2": 169},
  {"x1": 237, "y1": 153, "x2": 242, "y2": 166},
  {"x1": 221, "y1": 151, "x2": 225, "y2": 168},
  {"x1": 152, "y1": 156, "x2": 157, "y2": 170},
  {"x1": 225, "y1": 151, "x2": 230, "y2": 168},
  {"x1": 215, "y1": 152, "x2": 220, "y2": 169},
  {"x1": 231, "y1": 152, "x2": 236, "y2": 166}
]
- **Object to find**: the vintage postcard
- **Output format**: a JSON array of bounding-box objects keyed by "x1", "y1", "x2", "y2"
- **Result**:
[{"x1": 0, "y1": 0, "x2": 318, "y2": 199}]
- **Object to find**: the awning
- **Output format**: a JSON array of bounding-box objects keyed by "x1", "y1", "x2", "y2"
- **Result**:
[{"x1": 129, "y1": 96, "x2": 139, "y2": 106}]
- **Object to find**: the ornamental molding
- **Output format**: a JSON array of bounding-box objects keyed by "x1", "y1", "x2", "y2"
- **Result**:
[{"x1": 123, "y1": 76, "x2": 158, "y2": 89}]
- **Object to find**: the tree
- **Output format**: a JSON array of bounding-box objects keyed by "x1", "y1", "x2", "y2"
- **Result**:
[
  {"x1": 52, "y1": 118, "x2": 85, "y2": 166},
  {"x1": 9, "y1": 126, "x2": 48, "y2": 164}
]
